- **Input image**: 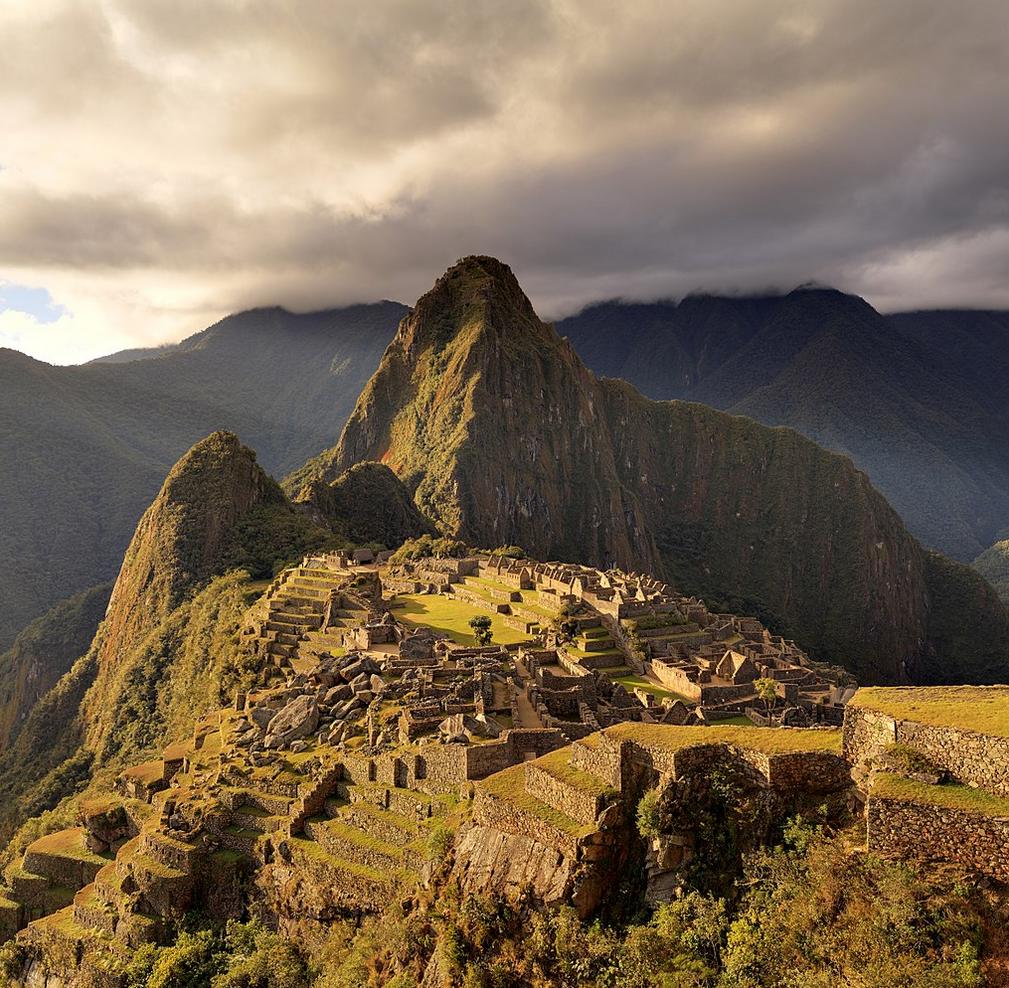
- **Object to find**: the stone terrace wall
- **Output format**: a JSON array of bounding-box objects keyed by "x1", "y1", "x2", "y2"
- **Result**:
[
  {"x1": 472, "y1": 787, "x2": 581, "y2": 858},
  {"x1": 845, "y1": 705, "x2": 1009, "y2": 796},
  {"x1": 571, "y1": 733, "x2": 848, "y2": 800},
  {"x1": 571, "y1": 736, "x2": 623, "y2": 789},
  {"x1": 868, "y1": 796, "x2": 1009, "y2": 881}
]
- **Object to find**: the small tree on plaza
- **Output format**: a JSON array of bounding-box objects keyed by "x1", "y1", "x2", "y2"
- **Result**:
[
  {"x1": 469, "y1": 615, "x2": 494, "y2": 647},
  {"x1": 754, "y1": 677, "x2": 778, "y2": 714}
]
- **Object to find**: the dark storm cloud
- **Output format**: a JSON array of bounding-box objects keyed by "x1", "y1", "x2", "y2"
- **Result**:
[{"x1": 2, "y1": 0, "x2": 1008, "y2": 362}]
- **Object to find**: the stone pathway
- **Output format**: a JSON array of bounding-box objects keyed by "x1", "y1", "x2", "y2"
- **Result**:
[{"x1": 512, "y1": 654, "x2": 544, "y2": 729}]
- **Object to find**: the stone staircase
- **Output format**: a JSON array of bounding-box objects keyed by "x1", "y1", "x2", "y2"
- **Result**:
[
  {"x1": 255, "y1": 564, "x2": 363, "y2": 672},
  {"x1": 562, "y1": 621, "x2": 631, "y2": 677}
]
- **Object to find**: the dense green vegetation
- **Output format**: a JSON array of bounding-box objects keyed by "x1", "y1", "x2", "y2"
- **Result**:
[
  {"x1": 3, "y1": 825, "x2": 986, "y2": 987},
  {"x1": 0, "y1": 302, "x2": 404, "y2": 648},
  {"x1": 298, "y1": 463, "x2": 435, "y2": 550},
  {"x1": 389, "y1": 536, "x2": 468, "y2": 563}
]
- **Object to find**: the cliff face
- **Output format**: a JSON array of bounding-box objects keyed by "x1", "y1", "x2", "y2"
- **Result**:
[
  {"x1": 299, "y1": 256, "x2": 1008, "y2": 685},
  {"x1": 559, "y1": 293, "x2": 1009, "y2": 563},
  {"x1": 0, "y1": 583, "x2": 112, "y2": 752}
]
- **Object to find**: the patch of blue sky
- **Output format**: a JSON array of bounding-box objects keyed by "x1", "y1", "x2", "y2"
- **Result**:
[{"x1": 0, "y1": 283, "x2": 68, "y2": 324}]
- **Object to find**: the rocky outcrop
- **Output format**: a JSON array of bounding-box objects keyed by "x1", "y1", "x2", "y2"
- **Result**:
[
  {"x1": 295, "y1": 256, "x2": 1008, "y2": 685},
  {"x1": 293, "y1": 461, "x2": 435, "y2": 547}
]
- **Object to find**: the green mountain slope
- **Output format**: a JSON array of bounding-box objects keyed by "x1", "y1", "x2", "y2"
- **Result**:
[
  {"x1": 0, "y1": 302, "x2": 404, "y2": 648},
  {"x1": 298, "y1": 256, "x2": 1009, "y2": 685},
  {"x1": 558, "y1": 293, "x2": 1009, "y2": 562}
]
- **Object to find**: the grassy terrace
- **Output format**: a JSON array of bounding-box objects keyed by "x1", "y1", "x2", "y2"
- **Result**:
[
  {"x1": 28, "y1": 828, "x2": 111, "y2": 866},
  {"x1": 531, "y1": 749, "x2": 616, "y2": 797},
  {"x1": 850, "y1": 686, "x2": 1009, "y2": 738},
  {"x1": 478, "y1": 764, "x2": 595, "y2": 838},
  {"x1": 289, "y1": 836, "x2": 399, "y2": 884},
  {"x1": 121, "y1": 760, "x2": 165, "y2": 784},
  {"x1": 872, "y1": 772, "x2": 1009, "y2": 818},
  {"x1": 391, "y1": 593, "x2": 530, "y2": 645},
  {"x1": 604, "y1": 722, "x2": 843, "y2": 754}
]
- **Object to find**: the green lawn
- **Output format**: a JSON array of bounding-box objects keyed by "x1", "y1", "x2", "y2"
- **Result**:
[
  {"x1": 613, "y1": 674, "x2": 692, "y2": 705},
  {"x1": 605, "y1": 721, "x2": 843, "y2": 755},
  {"x1": 706, "y1": 714, "x2": 755, "y2": 727},
  {"x1": 391, "y1": 594, "x2": 529, "y2": 646}
]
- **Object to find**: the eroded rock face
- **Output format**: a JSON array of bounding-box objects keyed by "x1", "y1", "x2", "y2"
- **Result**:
[{"x1": 453, "y1": 827, "x2": 576, "y2": 909}]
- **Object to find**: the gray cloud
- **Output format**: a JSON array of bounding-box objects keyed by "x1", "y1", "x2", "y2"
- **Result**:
[{"x1": 1, "y1": 0, "x2": 1008, "y2": 362}]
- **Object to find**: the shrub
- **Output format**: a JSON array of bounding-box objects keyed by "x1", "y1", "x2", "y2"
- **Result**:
[
  {"x1": 425, "y1": 822, "x2": 455, "y2": 863},
  {"x1": 636, "y1": 788, "x2": 662, "y2": 839},
  {"x1": 390, "y1": 535, "x2": 468, "y2": 563}
]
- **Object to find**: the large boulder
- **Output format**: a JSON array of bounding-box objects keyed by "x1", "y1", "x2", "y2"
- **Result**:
[{"x1": 264, "y1": 695, "x2": 320, "y2": 749}]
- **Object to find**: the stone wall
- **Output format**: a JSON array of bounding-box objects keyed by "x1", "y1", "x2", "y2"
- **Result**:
[
  {"x1": 647, "y1": 661, "x2": 702, "y2": 702},
  {"x1": 845, "y1": 705, "x2": 1009, "y2": 796},
  {"x1": 570, "y1": 736, "x2": 623, "y2": 789},
  {"x1": 868, "y1": 795, "x2": 1009, "y2": 881},
  {"x1": 524, "y1": 763, "x2": 606, "y2": 825}
]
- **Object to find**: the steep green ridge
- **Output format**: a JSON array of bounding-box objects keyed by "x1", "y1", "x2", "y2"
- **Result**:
[
  {"x1": 558, "y1": 293, "x2": 1009, "y2": 562},
  {"x1": 974, "y1": 540, "x2": 1009, "y2": 608},
  {"x1": 299, "y1": 256, "x2": 1009, "y2": 684},
  {"x1": 0, "y1": 301, "x2": 404, "y2": 648},
  {"x1": 0, "y1": 583, "x2": 112, "y2": 752},
  {"x1": 0, "y1": 434, "x2": 306, "y2": 845},
  {"x1": 79, "y1": 431, "x2": 328, "y2": 761}
]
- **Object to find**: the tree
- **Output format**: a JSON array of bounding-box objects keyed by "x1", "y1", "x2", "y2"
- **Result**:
[
  {"x1": 753, "y1": 677, "x2": 778, "y2": 714},
  {"x1": 469, "y1": 615, "x2": 493, "y2": 647}
]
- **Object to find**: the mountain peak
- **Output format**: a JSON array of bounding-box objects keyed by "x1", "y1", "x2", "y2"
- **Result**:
[{"x1": 397, "y1": 255, "x2": 547, "y2": 356}]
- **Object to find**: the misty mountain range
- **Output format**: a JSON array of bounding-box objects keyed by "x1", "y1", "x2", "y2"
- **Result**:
[{"x1": 2, "y1": 280, "x2": 1008, "y2": 654}]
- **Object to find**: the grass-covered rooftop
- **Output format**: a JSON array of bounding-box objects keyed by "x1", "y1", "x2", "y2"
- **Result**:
[
  {"x1": 604, "y1": 722, "x2": 843, "y2": 754},
  {"x1": 850, "y1": 686, "x2": 1009, "y2": 738}
]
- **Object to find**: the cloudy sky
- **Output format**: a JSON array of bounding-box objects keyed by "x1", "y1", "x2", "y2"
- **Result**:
[{"x1": 2, "y1": 0, "x2": 1008, "y2": 364}]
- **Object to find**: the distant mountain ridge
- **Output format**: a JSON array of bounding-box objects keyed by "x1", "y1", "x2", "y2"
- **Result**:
[
  {"x1": 0, "y1": 302, "x2": 406, "y2": 648},
  {"x1": 558, "y1": 290, "x2": 1009, "y2": 562},
  {"x1": 296, "y1": 256, "x2": 1009, "y2": 685}
]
